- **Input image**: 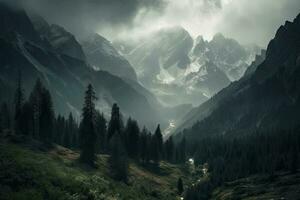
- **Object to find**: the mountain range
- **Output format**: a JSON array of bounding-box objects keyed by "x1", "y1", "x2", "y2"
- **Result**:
[
  {"x1": 4, "y1": 1, "x2": 288, "y2": 139},
  {"x1": 174, "y1": 13, "x2": 300, "y2": 141},
  {"x1": 0, "y1": 2, "x2": 169, "y2": 130},
  {"x1": 115, "y1": 27, "x2": 260, "y2": 107}
]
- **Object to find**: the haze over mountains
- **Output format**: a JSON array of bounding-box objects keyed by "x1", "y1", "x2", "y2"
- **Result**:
[
  {"x1": 115, "y1": 27, "x2": 260, "y2": 106},
  {"x1": 0, "y1": 2, "x2": 167, "y2": 130},
  {"x1": 0, "y1": 1, "x2": 264, "y2": 134},
  {"x1": 0, "y1": 0, "x2": 298, "y2": 140}
]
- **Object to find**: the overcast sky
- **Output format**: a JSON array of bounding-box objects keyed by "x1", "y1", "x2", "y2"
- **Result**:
[{"x1": 24, "y1": 0, "x2": 300, "y2": 47}]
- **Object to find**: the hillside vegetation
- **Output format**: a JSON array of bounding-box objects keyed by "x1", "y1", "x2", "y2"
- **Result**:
[
  {"x1": 212, "y1": 172, "x2": 300, "y2": 199},
  {"x1": 0, "y1": 134, "x2": 192, "y2": 200}
]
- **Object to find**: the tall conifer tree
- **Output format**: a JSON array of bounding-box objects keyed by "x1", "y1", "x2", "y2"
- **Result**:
[
  {"x1": 40, "y1": 89, "x2": 54, "y2": 143},
  {"x1": 165, "y1": 136, "x2": 174, "y2": 162},
  {"x1": 0, "y1": 102, "x2": 10, "y2": 132},
  {"x1": 29, "y1": 79, "x2": 43, "y2": 139},
  {"x1": 179, "y1": 137, "x2": 186, "y2": 163},
  {"x1": 109, "y1": 132, "x2": 129, "y2": 182},
  {"x1": 29, "y1": 79, "x2": 54, "y2": 142},
  {"x1": 79, "y1": 84, "x2": 97, "y2": 166},
  {"x1": 95, "y1": 111, "x2": 107, "y2": 153},
  {"x1": 153, "y1": 124, "x2": 163, "y2": 163},
  {"x1": 107, "y1": 103, "x2": 123, "y2": 141},
  {"x1": 14, "y1": 70, "x2": 24, "y2": 134},
  {"x1": 139, "y1": 127, "x2": 148, "y2": 163},
  {"x1": 125, "y1": 118, "x2": 140, "y2": 159}
]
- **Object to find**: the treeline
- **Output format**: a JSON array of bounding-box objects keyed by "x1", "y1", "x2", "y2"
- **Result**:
[
  {"x1": 1, "y1": 75, "x2": 55, "y2": 143},
  {"x1": 184, "y1": 128, "x2": 300, "y2": 200},
  {"x1": 0, "y1": 73, "x2": 187, "y2": 182},
  {"x1": 0, "y1": 76, "x2": 78, "y2": 147}
]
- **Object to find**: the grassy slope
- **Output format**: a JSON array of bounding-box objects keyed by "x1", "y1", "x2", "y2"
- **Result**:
[
  {"x1": 0, "y1": 135, "x2": 191, "y2": 200},
  {"x1": 212, "y1": 172, "x2": 300, "y2": 200}
]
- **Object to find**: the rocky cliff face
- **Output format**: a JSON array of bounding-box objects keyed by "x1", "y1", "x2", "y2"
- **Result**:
[
  {"x1": 191, "y1": 33, "x2": 260, "y2": 81},
  {"x1": 81, "y1": 34, "x2": 137, "y2": 81},
  {"x1": 116, "y1": 27, "x2": 259, "y2": 106},
  {"x1": 29, "y1": 14, "x2": 86, "y2": 61}
]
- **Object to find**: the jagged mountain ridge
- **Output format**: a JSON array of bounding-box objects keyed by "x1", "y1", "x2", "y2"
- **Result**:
[
  {"x1": 191, "y1": 33, "x2": 260, "y2": 81},
  {"x1": 30, "y1": 15, "x2": 137, "y2": 82},
  {"x1": 174, "y1": 13, "x2": 300, "y2": 141},
  {"x1": 0, "y1": 2, "x2": 165, "y2": 130},
  {"x1": 243, "y1": 49, "x2": 266, "y2": 78},
  {"x1": 115, "y1": 27, "x2": 260, "y2": 106},
  {"x1": 32, "y1": 16, "x2": 86, "y2": 62},
  {"x1": 81, "y1": 34, "x2": 138, "y2": 81}
]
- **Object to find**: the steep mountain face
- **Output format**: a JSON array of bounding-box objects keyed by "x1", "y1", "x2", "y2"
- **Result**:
[
  {"x1": 81, "y1": 34, "x2": 137, "y2": 81},
  {"x1": 243, "y1": 49, "x2": 266, "y2": 78},
  {"x1": 175, "y1": 14, "x2": 300, "y2": 141},
  {"x1": 116, "y1": 27, "x2": 259, "y2": 106},
  {"x1": 0, "y1": 2, "x2": 164, "y2": 130},
  {"x1": 191, "y1": 33, "x2": 260, "y2": 81},
  {"x1": 116, "y1": 27, "x2": 206, "y2": 106},
  {"x1": 30, "y1": 15, "x2": 86, "y2": 61},
  {"x1": 125, "y1": 27, "x2": 193, "y2": 86},
  {"x1": 183, "y1": 62, "x2": 230, "y2": 96},
  {"x1": 0, "y1": 3, "x2": 42, "y2": 45}
]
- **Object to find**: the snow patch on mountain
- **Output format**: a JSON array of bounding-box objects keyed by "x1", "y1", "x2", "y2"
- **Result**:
[{"x1": 114, "y1": 27, "x2": 260, "y2": 106}]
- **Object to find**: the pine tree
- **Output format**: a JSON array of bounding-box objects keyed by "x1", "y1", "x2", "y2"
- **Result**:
[
  {"x1": 109, "y1": 132, "x2": 129, "y2": 182},
  {"x1": 179, "y1": 137, "x2": 186, "y2": 163},
  {"x1": 14, "y1": 70, "x2": 24, "y2": 134},
  {"x1": 155, "y1": 124, "x2": 163, "y2": 155},
  {"x1": 175, "y1": 146, "x2": 180, "y2": 163},
  {"x1": 177, "y1": 177, "x2": 184, "y2": 195},
  {"x1": 79, "y1": 84, "x2": 97, "y2": 166},
  {"x1": 107, "y1": 103, "x2": 123, "y2": 142},
  {"x1": 69, "y1": 113, "x2": 79, "y2": 149},
  {"x1": 151, "y1": 135, "x2": 160, "y2": 165},
  {"x1": 165, "y1": 136, "x2": 174, "y2": 162},
  {"x1": 62, "y1": 113, "x2": 78, "y2": 148},
  {"x1": 125, "y1": 118, "x2": 140, "y2": 159},
  {"x1": 29, "y1": 79, "x2": 54, "y2": 142},
  {"x1": 151, "y1": 124, "x2": 163, "y2": 165},
  {"x1": 29, "y1": 79, "x2": 43, "y2": 139},
  {"x1": 139, "y1": 127, "x2": 148, "y2": 163},
  {"x1": 20, "y1": 102, "x2": 33, "y2": 135},
  {"x1": 145, "y1": 132, "x2": 152, "y2": 163},
  {"x1": 0, "y1": 102, "x2": 11, "y2": 132},
  {"x1": 40, "y1": 89, "x2": 54, "y2": 143},
  {"x1": 63, "y1": 118, "x2": 71, "y2": 148},
  {"x1": 95, "y1": 111, "x2": 107, "y2": 153},
  {"x1": 54, "y1": 115, "x2": 65, "y2": 145}
]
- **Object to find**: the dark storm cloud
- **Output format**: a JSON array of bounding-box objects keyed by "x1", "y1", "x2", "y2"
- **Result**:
[
  {"x1": 137, "y1": 0, "x2": 300, "y2": 47},
  {"x1": 216, "y1": 0, "x2": 300, "y2": 46},
  {"x1": 3, "y1": 0, "x2": 299, "y2": 46},
  {"x1": 23, "y1": 0, "x2": 166, "y2": 38}
]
